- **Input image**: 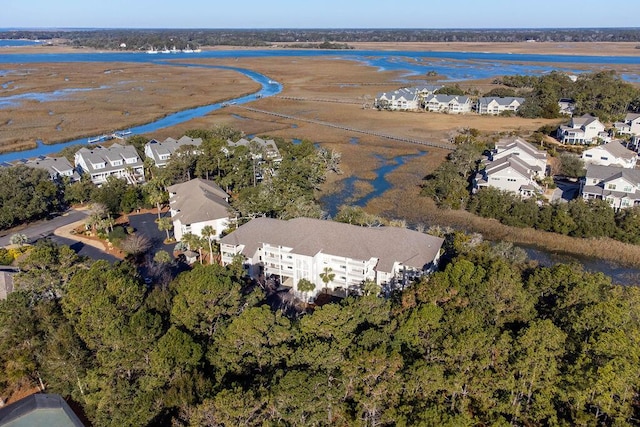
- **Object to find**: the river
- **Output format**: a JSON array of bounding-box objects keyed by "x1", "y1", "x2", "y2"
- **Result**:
[{"x1": 2, "y1": 47, "x2": 640, "y2": 282}]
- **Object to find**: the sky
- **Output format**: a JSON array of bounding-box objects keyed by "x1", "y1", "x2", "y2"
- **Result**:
[{"x1": 3, "y1": 0, "x2": 640, "y2": 30}]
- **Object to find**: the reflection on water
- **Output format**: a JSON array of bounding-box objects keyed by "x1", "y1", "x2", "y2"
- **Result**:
[
  {"x1": 321, "y1": 151, "x2": 427, "y2": 217},
  {"x1": 522, "y1": 245, "x2": 640, "y2": 286}
]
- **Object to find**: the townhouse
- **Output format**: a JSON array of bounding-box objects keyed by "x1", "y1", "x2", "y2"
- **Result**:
[
  {"x1": 2, "y1": 156, "x2": 80, "y2": 182},
  {"x1": 74, "y1": 143, "x2": 145, "y2": 185},
  {"x1": 374, "y1": 85, "x2": 442, "y2": 111},
  {"x1": 474, "y1": 137, "x2": 547, "y2": 197},
  {"x1": 144, "y1": 135, "x2": 203, "y2": 167},
  {"x1": 476, "y1": 97, "x2": 526, "y2": 115},
  {"x1": 556, "y1": 114, "x2": 607, "y2": 145},
  {"x1": 581, "y1": 164, "x2": 640, "y2": 210},
  {"x1": 423, "y1": 94, "x2": 472, "y2": 114},
  {"x1": 581, "y1": 141, "x2": 638, "y2": 169}
]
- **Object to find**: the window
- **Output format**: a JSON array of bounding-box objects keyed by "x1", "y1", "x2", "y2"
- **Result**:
[
  {"x1": 624, "y1": 186, "x2": 633, "y2": 192},
  {"x1": 585, "y1": 154, "x2": 593, "y2": 158},
  {"x1": 607, "y1": 183, "x2": 617, "y2": 190},
  {"x1": 600, "y1": 157, "x2": 609, "y2": 161}
]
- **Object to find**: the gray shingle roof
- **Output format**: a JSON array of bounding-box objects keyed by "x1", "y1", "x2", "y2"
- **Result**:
[
  {"x1": 585, "y1": 164, "x2": 640, "y2": 183},
  {"x1": 220, "y1": 217, "x2": 443, "y2": 273},
  {"x1": 168, "y1": 178, "x2": 231, "y2": 225},
  {"x1": 478, "y1": 96, "x2": 525, "y2": 106},
  {"x1": 597, "y1": 141, "x2": 638, "y2": 160}
]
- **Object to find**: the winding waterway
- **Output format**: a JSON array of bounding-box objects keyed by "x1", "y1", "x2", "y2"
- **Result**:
[{"x1": 2, "y1": 47, "x2": 640, "y2": 282}]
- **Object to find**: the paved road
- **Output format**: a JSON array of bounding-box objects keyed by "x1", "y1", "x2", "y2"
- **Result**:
[
  {"x1": 48, "y1": 235, "x2": 118, "y2": 263},
  {"x1": 0, "y1": 209, "x2": 89, "y2": 247}
]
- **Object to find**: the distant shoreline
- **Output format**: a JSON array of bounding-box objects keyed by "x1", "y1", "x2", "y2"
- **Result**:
[{"x1": 2, "y1": 41, "x2": 640, "y2": 57}]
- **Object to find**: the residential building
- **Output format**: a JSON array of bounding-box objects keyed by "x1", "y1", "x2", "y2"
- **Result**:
[
  {"x1": 1, "y1": 156, "x2": 80, "y2": 182},
  {"x1": 224, "y1": 137, "x2": 282, "y2": 162},
  {"x1": 558, "y1": 98, "x2": 576, "y2": 116},
  {"x1": 0, "y1": 393, "x2": 85, "y2": 426},
  {"x1": 475, "y1": 155, "x2": 543, "y2": 197},
  {"x1": 144, "y1": 135, "x2": 203, "y2": 167},
  {"x1": 474, "y1": 137, "x2": 547, "y2": 197},
  {"x1": 581, "y1": 164, "x2": 640, "y2": 209},
  {"x1": 491, "y1": 137, "x2": 548, "y2": 178},
  {"x1": 581, "y1": 141, "x2": 638, "y2": 169},
  {"x1": 556, "y1": 114, "x2": 607, "y2": 145},
  {"x1": 374, "y1": 85, "x2": 442, "y2": 111},
  {"x1": 627, "y1": 113, "x2": 640, "y2": 135},
  {"x1": 74, "y1": 143, "x2": 145, "y2": 185},
  {"x1": 219, "y1": 217, "x2": 444, "y2": 300},
  {"x1": 477, "y1": 97, "x2": 526, "y2": 115},
  {"x1": 423, "y1": 94, "x2": 472, "y2": 114},
  {"x1": 167, "y1": 178, "x2": 232, "y2": 241}
]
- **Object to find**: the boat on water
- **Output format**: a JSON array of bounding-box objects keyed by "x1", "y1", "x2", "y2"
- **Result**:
[
  {"x1": 160, "y1": 46, "x2": 170, "y2": 54},
  {"x1": 182, "y1": 45, "x2": 194, "y2": 53},
  {"x1": 268, "y1": 80, "x2": 277, "y2": 85},
  {"x1": 146, "y1": 46, "x2": 158, "y2": 54}
]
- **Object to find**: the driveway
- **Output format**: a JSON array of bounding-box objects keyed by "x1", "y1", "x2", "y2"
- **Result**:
[
  {"x1": 0, "y1": 208, "x2": 89, "y2": 247},
  {"x1": 127, "y1": 212, "x2": 176, "y2": 259},
  {"x1": 550, "y1": 178, "x2": 581, "y2": 203}
]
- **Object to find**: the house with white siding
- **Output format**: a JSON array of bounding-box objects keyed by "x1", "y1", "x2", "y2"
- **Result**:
[
  {"x1": 144, "y1": 136, "x2": 203, "y2": 167},
  {"x1": 556, "y1": 114, "x2": 607, "y2": 145},
  {"x1": 168, "y1": 178, "x2": 232, "y2": 241},
  {"x1": 74, "y1": 143, "x2": 145, "y2": 185},
  {"x1": 474, "y1": 137, "x2": 547, "y2": 197},
  {"x1": 219, "y1": 217, "x2": 444, "y2": 300},
  {"x1": 423, "y1": 94, "x2": 472, "y2": 114},
  {"x1": 223, "y1": 137, "x2": 282, "y2": 161},
  {"x1": 375, "y1": 85, "x2": 442, "y2": 111},
  {"x1": 477, "y1": 97, "x2": 526, "y2": 115},
  {"x1": 581, "y1": 164, "x2": 640, "y2": 210},
  {"x1": 581, "y1": 141, "x2": 638, "y2": 169},
  {"x1": 3, "y1": 156, "x2": 80, "y2": 182}
]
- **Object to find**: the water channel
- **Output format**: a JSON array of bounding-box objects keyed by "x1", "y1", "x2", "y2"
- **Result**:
[{"x1": 1, "y1": 48, "x2": 640, "y2": 282}]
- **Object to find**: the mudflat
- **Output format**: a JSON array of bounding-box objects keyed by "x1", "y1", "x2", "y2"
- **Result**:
[{"x1": 3, "y1": 43, "x2": 640, "y2": 265}]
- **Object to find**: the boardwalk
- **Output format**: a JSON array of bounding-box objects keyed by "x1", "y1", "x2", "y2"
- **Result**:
[{"x1": 238, "y1": 106, "x2": 456, "y2": 151}]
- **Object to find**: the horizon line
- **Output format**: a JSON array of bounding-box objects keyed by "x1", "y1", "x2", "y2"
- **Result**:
[{"x1": 2, "y1": 26, "x2": 640, "y2": 31}]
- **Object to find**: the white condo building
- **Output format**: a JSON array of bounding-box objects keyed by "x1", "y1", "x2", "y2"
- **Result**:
[{"x1": 219, "y1": 217, "x2": 444, "y2": 300}]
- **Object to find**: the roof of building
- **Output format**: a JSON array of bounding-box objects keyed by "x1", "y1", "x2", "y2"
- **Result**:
[
  {"x1": 584, "y1": 141, "x2": 637, "y2": 161},
  {"x1": 494, "y1": 137, "x2": 547, "y2": 161},
  {"x1": 425, "y1": 94, "x2": 471, "y2": 104},
  {"x1": 75, "y1": 143, "x2": 142, "y2": 174},
  {"x1": 1, "y1": 157, "x2": 79, "y2": 181},
  {"x1": 478, "y1": 96, "x2": 525, "y2": 106},
  {"x1": 624, "y1": 112, "x2": 640, "y2": 123},
  {"x1": 220, "y1": 217, "x2": 444, "y2": 273},
  {"x1": 145, "y1": 136, "x2": 203, "y2": 162},
  {"x1": 0, "y1": 393, "x2": 85, "y2": 427},
  {"x1": 483, "y1": 155, "x2": 534, "y2": 179},
  {"x1": 585, "y1": 163, "x2": 640, "y2": 184},
  {"x1": 168, "y1": 178, "x2": 231, "y2": 225},
  {"x1": 571, "y1": 114, "x2": 602, "y2": 128}
]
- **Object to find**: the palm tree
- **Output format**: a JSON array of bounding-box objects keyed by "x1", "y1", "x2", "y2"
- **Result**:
[
  {"x1": 201, "y1": 225, "x2": 217, "y2": 264},
  {"x1": 182, "y1": 232, "x2": 204, "y2": 264},
  {"x1": 157, "y1": 217, "x2": 173, "y2": 242},
  {"x1": 319, "y1": 266, "x2": 335, "y2": 292}
]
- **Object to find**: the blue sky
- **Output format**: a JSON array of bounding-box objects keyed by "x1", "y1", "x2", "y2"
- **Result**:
[{"x1": 3, "y1": 0, "x2": 639, "y2": 29}]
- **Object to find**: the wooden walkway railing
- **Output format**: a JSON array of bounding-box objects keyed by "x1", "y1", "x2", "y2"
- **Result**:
[{"x1": 237, "y1": 106, "x2": 456, "y2": 151}]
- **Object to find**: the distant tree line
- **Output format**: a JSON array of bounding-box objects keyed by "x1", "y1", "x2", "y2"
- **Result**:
[
  {"x1": 493, "y1": 70, "x2": 640, "y2": 121},
  {"x1": 3, "y1": 28, "x2": 640, "y2": 50}
]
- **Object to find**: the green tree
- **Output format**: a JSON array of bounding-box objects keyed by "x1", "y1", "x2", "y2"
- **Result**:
[
  {"x1": 200, "y1": 225, "x2": 217, "y2": 264},
  {"x1": 157, "y1": 216, "x2": 173, "y2": 242}
]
